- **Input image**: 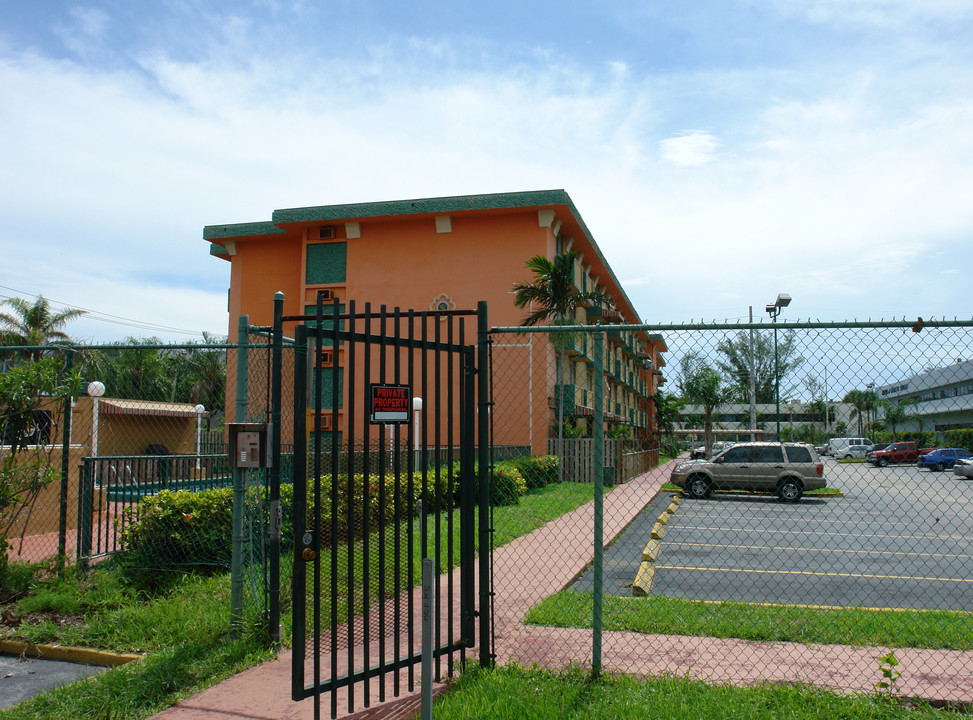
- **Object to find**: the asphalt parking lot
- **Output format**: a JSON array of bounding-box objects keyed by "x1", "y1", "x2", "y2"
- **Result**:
[{"x1": 577, "y1": 458, "x2": 973, "y2": 610}]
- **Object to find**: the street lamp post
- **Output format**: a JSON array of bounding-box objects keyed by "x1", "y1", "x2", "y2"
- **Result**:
[
  {"x1": 413, "y1": 396, "x2": 423, "y2": 471},
  {"x1": 748, "y1": 306, "x2": 756, "y2": 440},
  {"x1": 87, "y1": 381, "x2": 105, "y2": 458},
  {"x1": 194, "y1": 404, "x2": 206, "y2": 470},
  {"x1": 765, "y1": 294, "x2": 791, "y2": 439}
]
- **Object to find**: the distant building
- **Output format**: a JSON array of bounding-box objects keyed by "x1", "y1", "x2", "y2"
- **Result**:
[
  {"x1": 876, "y1": 359, "x2": 973, "y2": 432},
  {"x1": 676, "y1": 401, "x2": 855, "y2": 442}
]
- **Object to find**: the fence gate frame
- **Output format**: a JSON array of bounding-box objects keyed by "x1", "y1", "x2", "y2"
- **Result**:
[{"x1": 280, "y1": 295, "x2": 491, "y2": 717}]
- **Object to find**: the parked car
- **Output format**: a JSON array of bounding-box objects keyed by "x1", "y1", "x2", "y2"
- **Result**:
[
  {"x1": 670, "y1": 442, "x2": 826, "y2": 502},
  {"x1": 870, "y1": 441, "x2": 934, "y2": 467},
  {"x1": 689, "y1": 440, "x2": 736, "y2": 459},
  {"x1": 917, "y1": 447, "x2": 973, "y2": 471},
  {"x1": 836, "y1": 443, "x2": 871, "y2": 460},
  {"x1": 864, "y1": 443, "x2": 891, "y2": 462},
  {"x1": 824, "y1": 437, "x2": 871, "y2": 457},
  {"x1": 953, "y1": 457, "x2": 973, "y2": 479}
]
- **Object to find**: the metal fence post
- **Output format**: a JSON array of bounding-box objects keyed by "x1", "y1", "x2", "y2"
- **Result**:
[
  {"x1": 477, "y1": 301, "x2": 492, "y2": 667},
  {"x1": 231, "y1": 314, "x2": 250, "y2": 632},
  {"x1": 269, "y1": 293, "x2": 284, "y2": 645},
  {"x1": 58, "y1": 349, "x2": 74, "y2": 573},
  {"x1": 592, "y1": 329, "x2": 604, "y2": 676}
]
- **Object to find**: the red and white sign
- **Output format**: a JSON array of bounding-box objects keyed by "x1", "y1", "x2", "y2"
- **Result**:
[{"x1": 370, "y1": 384, "x2": 411, "y2": 424}]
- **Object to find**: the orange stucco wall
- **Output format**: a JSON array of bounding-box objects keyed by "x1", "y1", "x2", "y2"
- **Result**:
[{"x1": 214, "y1": 199, "x2": 658, "y2": 455}]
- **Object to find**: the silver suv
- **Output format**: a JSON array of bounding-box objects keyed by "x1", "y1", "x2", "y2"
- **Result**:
[{"x1": 670, "y1": 442, "x2": 825, "y2": 502}]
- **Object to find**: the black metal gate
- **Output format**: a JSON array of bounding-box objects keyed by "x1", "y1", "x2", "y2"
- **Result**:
[{"x1": 284, "y1": 296, "x2": 491, "y2": 717}]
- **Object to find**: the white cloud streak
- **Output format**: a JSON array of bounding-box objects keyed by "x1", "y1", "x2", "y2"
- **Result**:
[{"x1": 1, "y1": 3, "x2": 972, "y2": 341}]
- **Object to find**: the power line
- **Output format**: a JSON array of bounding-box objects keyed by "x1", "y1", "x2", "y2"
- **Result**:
[{"x1": 0, "y1": 285, "x2": 220, "y2": 337}]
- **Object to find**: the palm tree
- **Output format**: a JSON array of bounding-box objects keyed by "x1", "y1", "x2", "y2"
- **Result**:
[
  {"x1": 512, "y1": 251, "x2": 614, "y2": 476},
  {"x1": 844, "y1": 388, "x2": 879, "y2": 436},
  {"x1": 680, "y1": 352, "x2": 731, "y2": 456},
  {"x1": 0, "y1": 296, "x2": 86, "y2": 362},
  {"x1": 512, "y1": 252, "x2": 614, "y2": 327},
  {"x1": 716, "y1": 329, "x2": 804, "y2": 404},
  {"x1": 882, "y1": 398, "x2": 916, "y2": 438}
]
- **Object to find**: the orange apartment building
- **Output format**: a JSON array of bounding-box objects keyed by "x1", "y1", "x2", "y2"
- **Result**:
[{"x1": 203, "y1": 189, "x2": 666, "y2": 454}]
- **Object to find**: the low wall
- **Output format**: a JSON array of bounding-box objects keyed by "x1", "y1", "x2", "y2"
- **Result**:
[{"x1": 4, "y1": 445, "x2": 88, "y2": 538}]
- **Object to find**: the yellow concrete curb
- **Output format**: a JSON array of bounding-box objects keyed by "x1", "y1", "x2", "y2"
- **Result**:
[
  {"x1": 0, "y1": 640, "x2": 142, "y2": 668},
  {"x1": 642, "y1": 539, "x2": 661, "y2": 562},
  {"x1": 634, "y1": 493, "x2": 682, "y2": 595},
  {"x1": 632, "y1": 562, "x2": 654, "y2": 596}
]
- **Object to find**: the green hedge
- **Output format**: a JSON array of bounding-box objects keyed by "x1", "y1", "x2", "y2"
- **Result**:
[
  {"x1": 872, "y1": 429, "x2": 973, "y2": 450},
  {"x1": 119, "y1": 488, "x2": 234, "y2": 570},
  {"x1": 872, "y1": 430, "x2": 940, "y2": 447},
  {"x1": 508, "y1": 454, "x2": 559, "y2": 490},
  {"x1": 119, "y1": 456, "x2": 559, "y2": 569},
  {"x1": 943, "y1": 428, "x2": 973, "y2": 451}
]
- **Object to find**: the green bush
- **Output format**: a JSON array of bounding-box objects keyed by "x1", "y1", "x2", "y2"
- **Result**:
[
  {"x1": 873, "y1": 430, "x2": 941, "y2": 447},
  {"x1": 943, "y1": 428, "x2": 973, "y2": 451},
  {"x1": 509, "y1": 455, "x2": 559, "y2": 489},
  {"x1": 118, "y1": 459, "x2": 538, "y2": 570},
  {"x1": 119, "y1": 488, "x2": 234, "y2": 570},
  {"x1": 486, "y1": 462, "x2": 528, "y2": 506}
]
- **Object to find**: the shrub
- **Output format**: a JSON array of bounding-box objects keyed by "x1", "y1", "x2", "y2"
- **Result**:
[
  {"x1": 119, "y1": 488, "x2": 234, "y2": 570},
  {"x1": 509, "y1": 455, "x2": 559, "y2": 489},
  {"x1": 486, "y1": 462, "x2": 527, "y2": 506},
  {"x1": 943, "y1": 428, "x2": 973, "y2": 452}
]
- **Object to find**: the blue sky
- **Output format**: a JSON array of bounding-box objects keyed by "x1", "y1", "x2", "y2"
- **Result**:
[{"x1": 1, "y1": 0, "x2": 972, "y2": 342}]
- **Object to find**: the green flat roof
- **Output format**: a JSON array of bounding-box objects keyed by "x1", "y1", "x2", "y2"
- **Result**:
[
  {"x1": 270, "y1": 189, "x2": 571, "y2": 224},
  {"x1": 204, "y1": 189, "x2": 640, "y2": 324},
  {"x1": 203, "y1": 221, "x2": 287, "y2": 240}
]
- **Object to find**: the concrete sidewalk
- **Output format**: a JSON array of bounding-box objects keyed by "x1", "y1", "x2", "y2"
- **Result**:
[{"x1": 150, "y1": 462, "x2": 973, "y2": 719}]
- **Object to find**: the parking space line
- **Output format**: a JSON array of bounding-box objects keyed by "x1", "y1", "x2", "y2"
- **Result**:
[
  {"x1": 678, "y1": 509, "x2": 902, "y2": 519},
  {"x1": 655, "y1": 565, "x2": 973, "y2": 583},
  {"x1": 669, "y1": 524, "x2": 964, "y2": 542},
  {"x1": 665, "y1": 541, "x2": 973, "y2": 560}
]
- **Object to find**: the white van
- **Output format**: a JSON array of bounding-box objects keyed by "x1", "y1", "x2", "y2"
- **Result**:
[{"x1": 824, "y1": 437, "x2": 872, "y2": 457}]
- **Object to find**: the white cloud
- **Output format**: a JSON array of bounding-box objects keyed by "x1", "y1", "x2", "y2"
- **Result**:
[
  {"x1": 1, "y1": 2, "x2": 973, "y2": 340},
  {"x1": 659, "y1": 131, "x2": 720, "y2": 167}
]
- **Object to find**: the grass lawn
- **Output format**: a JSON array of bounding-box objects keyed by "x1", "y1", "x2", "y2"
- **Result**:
[
  {"x1": 0, "y1": 479, "x2": 594, "y2": 719},
  {"x1": 430, "y1": 664, "x2": 951, "y2": 720},
  {"x1": 524, "y1": 592, "x2": 973, "y2": 651}
]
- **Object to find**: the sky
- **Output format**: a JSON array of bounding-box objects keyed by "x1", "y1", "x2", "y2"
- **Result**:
[{"x1": 1, "y1": 0, "x2": 972, "y2": 343}]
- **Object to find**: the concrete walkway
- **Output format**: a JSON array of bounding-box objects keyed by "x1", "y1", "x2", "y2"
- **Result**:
[{"x1": 150, "y1": 462, "x2": 973, "y2": 719}]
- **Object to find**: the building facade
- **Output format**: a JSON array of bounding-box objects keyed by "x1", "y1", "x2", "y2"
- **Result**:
[
  {"x1": 876, "y1": 359, "x2": 973, "y2": 432},
  {"x1": 204, "y1": 190, "x2": 666, "y2": 453}
]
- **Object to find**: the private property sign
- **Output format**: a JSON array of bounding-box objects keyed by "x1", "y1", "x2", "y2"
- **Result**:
[{"x1": 370, "y1": 384, "x2": 411, "y2": 424}]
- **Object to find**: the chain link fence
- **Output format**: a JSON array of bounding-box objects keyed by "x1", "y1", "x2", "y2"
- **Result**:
[
  {"x1": 488, "y1": 319, "x2": 973, "y2": 701},
  {"x1": 0, "y1": 325, "x2": 293, "y2": 632}
]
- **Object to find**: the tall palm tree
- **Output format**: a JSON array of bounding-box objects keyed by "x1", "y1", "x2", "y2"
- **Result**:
[
  {"x1": 882, "y1": 398, "x2": 916, "y2": 438},
  {"x1": 680, "y1": 352, "x2": 731, "y2": 455},
  {"x1": 0, "y1": 296, "x2": 86, "y2": 361},
  {"x1": 512, "y1": 251, "x2": 614, "y2": 475},
  {"x1": 512, "y1": 252, "x2": 614, "y2": 327}
]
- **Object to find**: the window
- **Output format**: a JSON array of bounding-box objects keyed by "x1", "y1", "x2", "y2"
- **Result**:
[
  {"x1": 786, "y1": 446, "x2": 813, "y2": 463},
  {"x1": 722, "y1": 447, "x2": 751, "y2": 463},
  {"x1": 753, "y1": 446, "x2": 784, "y2": 463}
]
